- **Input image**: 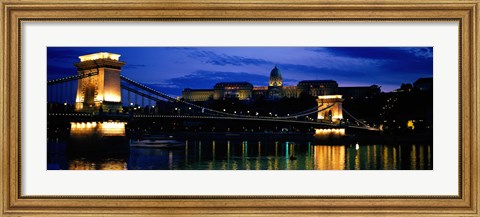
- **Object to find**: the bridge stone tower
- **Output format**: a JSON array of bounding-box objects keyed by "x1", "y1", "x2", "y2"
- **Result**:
[
  {"x1": 74, "y1": 52, "x2": 126, "y2": 113},
  {"x1": 317, "y1": 95, "x2": 343, "y2": 123}
]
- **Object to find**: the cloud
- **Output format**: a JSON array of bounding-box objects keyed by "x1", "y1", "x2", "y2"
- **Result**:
[
  {"x1": 145, "y1": 70, "x2": 279, "y2": 96},
  {"x1": 278, "y1": 63, "x2": 366, "y2": 78},
  {"x1": 399, "y1": 47, "x2": 433, "y2": 58},
  {"x1": 314, "y1": 47, "x2": 433, "y2": 60},
  {"x1": 169, "y1": 70, "x2": 271, "y2": 87},
  {"x1": 123, "y1": 64, "x2": 147, "y2": 69},
  {"x1": 140, "y1": 81, "x2": 180, "y2": 89},
  {"x1": 187, "y1": 50, "x2": 273, "y2": 66}
]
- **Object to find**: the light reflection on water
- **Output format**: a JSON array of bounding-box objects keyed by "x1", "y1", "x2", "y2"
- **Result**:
[
  {"x1": 48, "y1": 137, "x2": 432, "y2": 170},
  {"x1": 69, "y1": 159, "x2": 128, "y2": 170}
]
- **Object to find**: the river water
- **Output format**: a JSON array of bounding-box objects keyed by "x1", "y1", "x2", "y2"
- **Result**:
[{"x1": 47, "y1": 135, "x2": 432, "y2": 170}]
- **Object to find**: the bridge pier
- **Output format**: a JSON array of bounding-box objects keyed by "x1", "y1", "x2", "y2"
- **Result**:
[{"x1": 70, "y1": 121, "x2": 126, "y2": 137}]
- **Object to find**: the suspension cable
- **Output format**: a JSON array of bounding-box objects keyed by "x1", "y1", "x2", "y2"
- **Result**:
[
  {"x1": 121, "y1": 75, "x2": 339, "y2": 119},
  {"x1": 47, "y1": 72, "x2": 98, "y2": 85},
  {"x1": 342, "y1": 108, "x2": 369, "y2": 128}
]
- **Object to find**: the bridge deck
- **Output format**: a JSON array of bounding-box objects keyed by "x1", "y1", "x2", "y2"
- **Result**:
[{"x1": 47, "y1": 113, "x2": 379, "y2": 131}]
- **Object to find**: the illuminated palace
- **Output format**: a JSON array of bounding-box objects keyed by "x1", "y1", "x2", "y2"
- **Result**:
[{"x1": 182, "y1": 66, "x2": 380, "y2": 101}]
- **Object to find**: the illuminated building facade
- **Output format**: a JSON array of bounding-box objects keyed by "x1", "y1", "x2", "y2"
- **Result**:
[
  {"x1": 267, "y1": 66, "x2": 283, "y2": 99},
  {"x1": 182, "y1": 66, "x2": 379, "y2": 101},
  {"x1": 213, "y1": 82, "x2": 253, "y2": 100},
  {"x1": 182, "y1": 89, "x2": 214, "y2": 102},
  {"x1": 74, "y1": 52, "x2": 125, "y2": 113},
  {"x1": 297, "y1": 80, "x2": 338, "y2": 96}
]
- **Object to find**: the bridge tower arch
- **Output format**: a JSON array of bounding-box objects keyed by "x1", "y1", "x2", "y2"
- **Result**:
[
  {"x1": 74, "y1": 52, "x2": 126, "y2": 113},
  {"x1": 317, "y1": 95, "x2": 343, "y2": 123}
]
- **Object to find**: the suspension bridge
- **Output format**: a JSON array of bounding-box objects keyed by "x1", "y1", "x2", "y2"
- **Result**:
[{"x1": 47, "y1": 52, "x2": 379, "y2": 132}]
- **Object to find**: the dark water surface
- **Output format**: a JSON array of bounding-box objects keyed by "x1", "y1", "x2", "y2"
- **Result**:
[{"x1": 47, "y1": 135, "x2": 432, "y2": 170}]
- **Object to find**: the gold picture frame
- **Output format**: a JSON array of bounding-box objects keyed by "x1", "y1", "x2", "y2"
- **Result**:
[{"x1": 1, "y1": 0, "x2": 478, "y2": 216}]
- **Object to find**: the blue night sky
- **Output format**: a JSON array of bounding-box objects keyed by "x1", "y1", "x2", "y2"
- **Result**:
[{"x1": 47, "y1": 47, "x2": 433, "y2": 96}]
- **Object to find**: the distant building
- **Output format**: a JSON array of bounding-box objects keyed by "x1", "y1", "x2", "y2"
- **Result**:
[
  {"x1": 414, "y1": 77, "x2": 433, "y2": 91},
  {"x1": 182, "y1": 66, "x2": 380, "y2": 101},
  {"x1": 338, "y1": 85, "x2": 381, "y2": 99},
  {"x1": 297, "y1": 80, "x2": 338, "y2": 96},
  {"x1": 182, "y1": 89, "x2": 213, "y2": 102},
  {"x1": 283, "y1": 86, "x2": 301, "y2": 98},
  {"x1": 252, "y1": 86, "x2": 268, "y2": 98},
  {"x1": 267, "y1": 66, "x2": 284, "y2": 99},
  {"x1": 213, "y1": 82, "x2": 253, "y2": 100},
  {"x1": 399, "y1": 83, "x2": 414, "y2": 92}
]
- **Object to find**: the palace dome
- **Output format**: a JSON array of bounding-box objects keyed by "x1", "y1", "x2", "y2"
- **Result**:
[{"x1": 269, "y1": 66, "x2": 283, "y2": 87}]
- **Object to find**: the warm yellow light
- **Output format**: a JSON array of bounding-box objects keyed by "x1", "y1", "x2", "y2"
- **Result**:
[
  {"x1": 103, "y1": 93, "x2": 121, "y2": 102},
  {"x1": 99, "y1": 122, "x2": 126, "y2": 136},
  {"x1": 94, "y1": 94, "x2": 104, "y2": 103},
  {"x1": 407, "y1": 120, "x2": 415, "y2": 130},
  {"x1": 318, "y1": 95, "x2": 342, "y2": 99},
  {"x1": 79, "y1": 52, "x2": 121, "y2": 62},
  {"x1": 98, "y1": 161, "x2": 127, "y2": 170},
  {"x1": 332, "y1": 115, "x2": 343, "y2": 120},
  {"x1": 315, "y1": 128, "x2": 345, "y2": 136},
  {"x1": 70, "y1": 122, "x2": 97, "y2": 136},
  {"x1": 70, "y1": 121, "x2": 125, "y2": 136},
  {"x1": 69, "y1": 159, "x2": 127, "y2": 170},
  {"x1": 313, "y1": 145, "x2": 346, "y2": 170}
]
